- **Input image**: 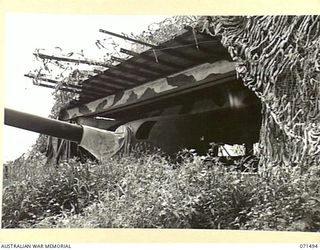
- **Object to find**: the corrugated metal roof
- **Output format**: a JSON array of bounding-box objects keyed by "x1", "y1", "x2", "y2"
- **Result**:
[{"x1": 68, "y1": 28, "x2": 231, "y2": 107}]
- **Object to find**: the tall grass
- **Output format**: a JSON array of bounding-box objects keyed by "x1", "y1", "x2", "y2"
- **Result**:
[{"x1": 2, "y1": 150, "x2": 320, "y2": 231}]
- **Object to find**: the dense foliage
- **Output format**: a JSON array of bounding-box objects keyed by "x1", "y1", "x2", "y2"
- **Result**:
[{"x1": 3, "y1": 150, "x2": 320, "y2": 230}]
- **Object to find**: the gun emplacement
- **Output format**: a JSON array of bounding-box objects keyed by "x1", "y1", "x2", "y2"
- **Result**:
[{"x1": 7, "y1": 27, "x2": 263, "y2": 163}]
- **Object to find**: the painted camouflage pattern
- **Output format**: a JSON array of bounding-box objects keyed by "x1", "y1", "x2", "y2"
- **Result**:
[{"x1": 61, "y1": 60, "x2": 235, "y2": 120}]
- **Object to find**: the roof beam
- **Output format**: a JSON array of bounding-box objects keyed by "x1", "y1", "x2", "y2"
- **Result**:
[
  {"x1": 25, "y1": 74, "x2": 109, "y2": 97},
  {"x1": 174, "y1": 36, "x2": 221, "y2": 57},
  {"x1": 99, "y1": 29, "x2": 156, "y2": 47},
  {"x1": 99, "y1": 28, "x2": 201, "y2": 62},
  {"x1": 34, "y1": 52, "x2": 110, "y2": 68},
  {"x1": 97, "y1": 74, "x2": 138, "y2": 87},
  {"x1": 25, "y1": 74, "x2": 83, "y2": 90},
  {"x1": 111, "y1": 56, "x2": 159, "y2": 78},
  {"x1": 102, "y1": 71, "x2": 142, "y2": 85},
  {"x1": 81, "y1": 80, "x2": 118, "y2": 93},
  {"x1": 155, "y1": 46, "x2": 201, "y2": 62},
  {"x1": 119, "y1": 48, "x2": 140, "y2": 57},
  {"x1": 120, "y1": 48, "x2": 183, "y2": 70},
  {"x1": 111, "y1": 56, "x2": 169, "y2": 76},
  {"x1": 34, "y1": 82, "x2": 82, "y2": 94},
  {"x1": 84, "y1": 78, "x2": 125, "y2": 90}
]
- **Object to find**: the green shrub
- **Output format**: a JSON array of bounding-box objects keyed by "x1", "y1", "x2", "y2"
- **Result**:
[
  {"x1": 2, "y1": 150, "x2": 320, "y2": 231},
  {"x1": 241, "y1": 165, "x2": 320, "y2": 231}
]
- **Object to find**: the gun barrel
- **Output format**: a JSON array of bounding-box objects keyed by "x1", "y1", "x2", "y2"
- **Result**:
[{"x1": 4, "y1": 108, "x2": 83, "y2": 143}]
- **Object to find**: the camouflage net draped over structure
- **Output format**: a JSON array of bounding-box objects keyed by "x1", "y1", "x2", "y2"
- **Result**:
[{"x1": 202, "y1": 16, "x2": 320, "y2": 168}]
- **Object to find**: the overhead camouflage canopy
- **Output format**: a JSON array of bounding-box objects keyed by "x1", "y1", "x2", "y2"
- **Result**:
[{"x1": 201, "y1": 16, "x2": 320, "y2": 168}]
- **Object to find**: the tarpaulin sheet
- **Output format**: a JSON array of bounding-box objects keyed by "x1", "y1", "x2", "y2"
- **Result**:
[{"x1": 79, "y1": 125, "x2": 132, "y2": 162}]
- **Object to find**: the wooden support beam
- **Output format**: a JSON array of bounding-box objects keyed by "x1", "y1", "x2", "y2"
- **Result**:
[
  {"x1": 119, "y1": 48, "x2": 140, "y2": 57},
  {"x1": 34, "y1": 52, "x2": 111, "y2": 68},
  {"x1": 110, "y1": 56, "x2": 126, "y2": 63},
  {"x1": 110, "y1": 56, "x2": 158, "y2": 78},
  {"x1": 34, "y1": 82, "x2": 82, "y2": 94},
  {"x1": 156, "y1": 47, "x2": 200, "y2": 62},
  {"x1": 88, "y1": 77, "x2": 129, "y2": 89},
  {"x1": 84, "y1": 79, "x2": 124, "y2": 91},
  {"x1": 25, "y1": 74, "x2": 108, "y2": 97},
  {"x1": 174, "y1": 37, "x2": 218, "y2": 56},
  {"x1": 81, "y1": 84, "x2": 115, "y2": 96},
  {"x1": 24, "y1": 74, "x2": 82, "y2": 90},
  {"x1": 111, "y1": 56, "x2": 169, "y2": 76},
  {"x1": 102, "y1": 71, "x2": 142, "y2": 85},
  {"x1": 99, "y1": 28, "x2": 199, "y2": 62},
  {"x1": 120, "y1": 48, "x2": 184, "y2": 70},
  {"x1": 99, "y1": 29, "x2": 156, "y2": 47}
]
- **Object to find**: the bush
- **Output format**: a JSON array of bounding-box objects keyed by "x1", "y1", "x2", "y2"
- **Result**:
[
  {"x1": 2, "y1": 155, "x2": 97, "y2": 228},
  {"x1": 241, "y1": 165, "x2": 320, "y2": 231},
  {"x1": 2, "y1": 150, "x2": 320, "y2": 231}
]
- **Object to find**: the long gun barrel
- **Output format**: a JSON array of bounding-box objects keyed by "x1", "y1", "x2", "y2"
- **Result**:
[
  {"x1": 4, "y1": 108, "x2": 128, "y2": 162},
  {"x1": 4, "y1": 108, "x2": 83, "y2": 143}
]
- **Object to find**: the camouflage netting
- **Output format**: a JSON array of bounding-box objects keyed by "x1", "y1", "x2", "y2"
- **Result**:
[{"x1": 201, "y1": 16, "x2": 320, "y2": 168}]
